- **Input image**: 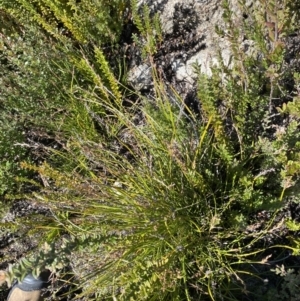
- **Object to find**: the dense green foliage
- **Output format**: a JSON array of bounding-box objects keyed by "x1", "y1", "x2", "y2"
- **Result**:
[
  {"x1": 0, "y1": 0, "x2": 300, "y2": 300},
  {"x1": 0, "y1": 0, "x2": 129, "y2": 43}
]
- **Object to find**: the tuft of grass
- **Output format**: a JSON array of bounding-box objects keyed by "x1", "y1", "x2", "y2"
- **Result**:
[
  {"x1": 1, "y1": 0, "x2": 300, "y2": 300},
  {"x1": 16, "y1": 73, "x2": 294, "y2": 300}
]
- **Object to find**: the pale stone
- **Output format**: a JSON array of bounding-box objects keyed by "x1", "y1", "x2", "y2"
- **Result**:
[
  {"x1": 127, "y1": 63, "x2": 152, "y2": 91},
  {"x1": 128, "y1": 0, "x2": 257, "y2": 91}
]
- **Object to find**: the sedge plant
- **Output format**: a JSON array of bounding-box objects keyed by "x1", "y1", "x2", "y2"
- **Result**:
[{"x1": 1, "y1": 0, "x2": 300, "y2": 301}]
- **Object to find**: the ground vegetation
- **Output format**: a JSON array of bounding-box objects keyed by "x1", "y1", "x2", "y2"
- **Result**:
[{"x1": 0, "y1": 0, "x2": 300, "y2": 300}]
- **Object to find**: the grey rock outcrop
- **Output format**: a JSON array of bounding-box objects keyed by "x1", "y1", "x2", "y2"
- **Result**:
[{"x1": 128, "y1": 0, "x2": 257, "y2": 93}]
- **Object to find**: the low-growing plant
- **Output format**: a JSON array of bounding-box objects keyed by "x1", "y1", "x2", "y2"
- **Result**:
[
  {"x1": 131, "y1": 0, "x2": 162, "y2": 58},
  {"x1": 1, "y1": 1, "x2": 300, "y2": 301},
  {"x1": 0, "y1": 0, "x2": 130, "y2": 44},
  {"x1": 0, "y1": 5, "x2": 121, "y2": 288},
  {"x1": 264, "y1": 264, "x2": 300, "y2": 301}
]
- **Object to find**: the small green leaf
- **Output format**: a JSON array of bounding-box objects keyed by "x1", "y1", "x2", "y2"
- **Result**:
[{"x1": 286, "y1": 220, "x2": 300, "y2": 231}]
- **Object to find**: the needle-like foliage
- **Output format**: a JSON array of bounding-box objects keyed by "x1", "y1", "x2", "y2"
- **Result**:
[{"x1": 1, "y1": 0, "x2": 300, "y2": 300}]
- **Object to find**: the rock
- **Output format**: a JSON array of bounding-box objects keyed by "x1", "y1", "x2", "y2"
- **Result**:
[
  {"x1": 127, "y1": 63, "x2": 152, "y2": 91},
  {"x1": 128, "y1": 0, "x2": 255, "y2": 93}
]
